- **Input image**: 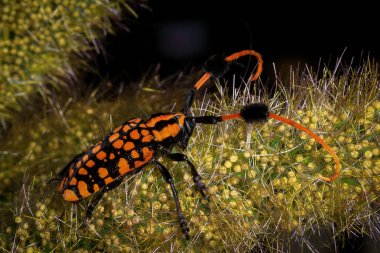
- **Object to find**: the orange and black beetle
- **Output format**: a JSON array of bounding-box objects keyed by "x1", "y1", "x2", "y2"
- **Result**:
[{"x1": 52, "y1": 50, "x2": 340, "y2": 240}]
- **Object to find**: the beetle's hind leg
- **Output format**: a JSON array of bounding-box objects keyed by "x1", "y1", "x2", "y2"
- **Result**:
[
  {"x1": 83, "y1": 176, "x2": 124, "y2": 226},
  {"x1": 166, "y1": 153, "x2": 208, "y2": 200},
  {"x1": 154, "y1": 161, "x2": 190, "y2": 240}
]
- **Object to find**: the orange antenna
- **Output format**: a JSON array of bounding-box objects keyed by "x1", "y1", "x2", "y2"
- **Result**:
[
  {"x1": 224, "y1": 50, "x2": 263, "y2": 81},
  {"x1": 267, "y1": 113, "x2": 341, "y2": 182},
  {"x1": 193, "y1": 49, "x2": 263, "y2": 91},
  {"x1": 193, "y1": 72, "x2": 211, "y2": 91},
  {"x1": 199, "y1": 103, "x2": 341, "y2": 182}
]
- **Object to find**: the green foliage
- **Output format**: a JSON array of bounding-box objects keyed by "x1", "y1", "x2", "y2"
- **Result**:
[{"x1": 1, "y1": 59, "x2": 379, "y2": 252}]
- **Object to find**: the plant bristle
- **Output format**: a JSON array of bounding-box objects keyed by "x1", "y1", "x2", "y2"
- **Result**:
[
  {"x1": 203, "y1": 54, "x2": 230, "y2": 78},
  {"x1": 240, "y1": 103, "x2": 269, "y2": 123}
]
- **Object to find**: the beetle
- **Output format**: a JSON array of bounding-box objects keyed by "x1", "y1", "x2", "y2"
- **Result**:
[{"x1": 52, "y1": 50, "x2": 340, "y2": 240}]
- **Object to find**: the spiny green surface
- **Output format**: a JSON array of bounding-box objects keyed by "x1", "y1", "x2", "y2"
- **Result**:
[
  {"x1": 1, "y1": 60, "x2": 379, "y2": 252},
  {"x1": 0, "y1": 0, "x2": 137, "y2": 119}
]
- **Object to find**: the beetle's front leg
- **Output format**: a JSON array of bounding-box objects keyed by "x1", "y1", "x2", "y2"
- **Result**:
[{"x1": 166, "y1": 153, "x2": 208, "y2": 200}]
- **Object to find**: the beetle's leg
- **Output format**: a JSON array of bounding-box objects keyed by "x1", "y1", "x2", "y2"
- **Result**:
[
  {"x1": 83, "y1": 176, "x2": 124, "y2": 226},
  {"x1": 83, "y1": 189, "x2": 106, "y2": 226},
  {"x1": 154, "y1": 161, "x2": 190, "y2": 240},
  {"x1": 166, "y1": 153, "x2": 208, "y2": 200}
]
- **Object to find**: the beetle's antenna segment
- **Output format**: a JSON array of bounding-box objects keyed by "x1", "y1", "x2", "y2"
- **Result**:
[
  {"x1": 193, "y1": 49, "x2": 263, "y2": 91},
  {"x1": 194, "y1": 103, "x2": 341, "y2": 182},
  {"x1": 267, "y1": 113, "x2": 341, "y2": 182},
  {"x1": 183, "y1": 49, "x2": 263, "y2": 115},
  {"x1": 224, "y1": 49, "x2": 263, "y2": 82},
  {"x1": 193, "y1": 73, "x2": 211, "y2": 91}
]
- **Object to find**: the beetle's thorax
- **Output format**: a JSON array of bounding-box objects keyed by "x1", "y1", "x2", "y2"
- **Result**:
[{"x1": 144, "y1": 112, "x2": 184, "y2": 145}]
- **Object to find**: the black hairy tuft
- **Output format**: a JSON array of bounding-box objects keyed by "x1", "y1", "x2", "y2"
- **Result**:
[
  {"x1": 240, "y1": 103, "x2": 269, "y2": 123},
  {"x1": 203, "y1": 54, "x2": 230, "y2": 78}
]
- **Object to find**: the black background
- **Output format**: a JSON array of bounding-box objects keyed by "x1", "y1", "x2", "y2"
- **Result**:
[{"x1": 95, "y1": 0, "x2": 380, "y2": 84}]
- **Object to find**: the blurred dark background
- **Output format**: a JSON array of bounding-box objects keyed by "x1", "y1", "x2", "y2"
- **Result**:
[{"x1": 94, "y1": 0, "x2": 380, "y2": 84}]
